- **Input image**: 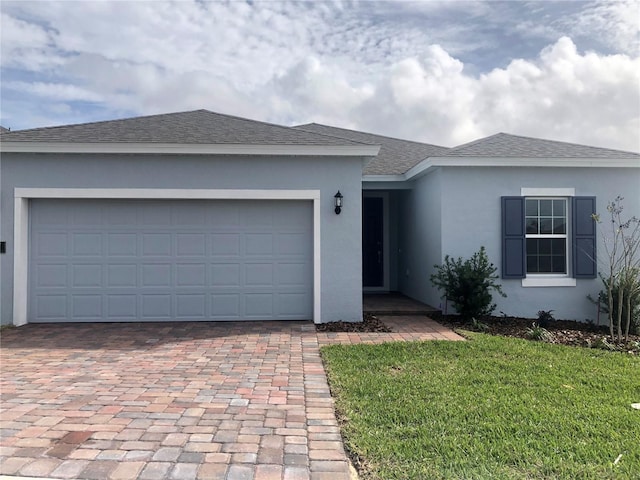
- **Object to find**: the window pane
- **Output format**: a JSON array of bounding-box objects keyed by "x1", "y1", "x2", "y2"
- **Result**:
[
  {"x1": 552, "y1": 239, "x2": 566, "y2": 255},
  {"x1": 526, "y1": 200, "x2": 538, "y2": 216},
  {"x1": 553, "y1": 218, "x2": 566, "y2": 234},
  {"x1": 526, "y1": 238, "x2": 567, "y2": 274},
  {"x1": 538, "y1": 256, "x2": 551, "y2": 272},
  {"x1": 526, "y1": 218, "x2": 538, "y2": 234},
  {"x1": 539, "y1": 217, "x2": 553, "y2": 234},
  {"x1": 540, "y1": 199, "x2": 552, "y2": 216},
  {"x1": 552, "y1": 256, "x2": 566, "y2": 273},
  {"x1": 553, "y1": 199, "x2": 565, "y2": 216}
]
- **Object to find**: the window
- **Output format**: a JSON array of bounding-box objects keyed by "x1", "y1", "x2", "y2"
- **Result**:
[
  {"x1": 501, "y1": 195, "x2": 596, "y2": 283},
  {"x1": 525, "y1": 198, "x2": 567, "y2": 274}
]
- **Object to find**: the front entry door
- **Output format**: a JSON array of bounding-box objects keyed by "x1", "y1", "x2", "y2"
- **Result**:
[{"x1": 363, "y1": 197, "x2": 384, "y2": 287}]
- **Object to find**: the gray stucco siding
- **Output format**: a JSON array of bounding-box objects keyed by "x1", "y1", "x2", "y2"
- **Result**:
[
  {"x1": 436, "y1": 166, "x2": 640, "y2": 321},
  {"x1": 397, "y1": 169, "x2": 443, "y2": 310},
  {"x1": 0, "y1": 153, "x2": 364, "y2": 325}
]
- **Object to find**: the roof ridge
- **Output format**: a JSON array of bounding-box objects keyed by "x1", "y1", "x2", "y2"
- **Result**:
[
  {"x1": 496, "y1": 132, "x2": 640, "y2": 155},
  {"x1": 0, "y1": 109, "x2": 210, "y2": 134},
  {"x1": 294, "y1": 122, "x2": 449, "y2": 149},
  {"x1": 444, "y1": 132, "x2": 505, "y2": 154},
  {"x1": 445, "y1": 132, "x2": 640, "y2": 156},
  {"x1": 2, "y1": 110, "x2": 375, "y2": 147}
]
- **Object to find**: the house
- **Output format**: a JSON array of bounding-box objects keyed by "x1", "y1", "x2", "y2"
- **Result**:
[{"x1": 1, "y1": 110, "x2": 638, "y2": 326}]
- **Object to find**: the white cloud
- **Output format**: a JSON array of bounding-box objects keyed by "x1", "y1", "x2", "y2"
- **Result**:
[{"x1": 0, "y1": 1, "x2": 638, "y2": 152}]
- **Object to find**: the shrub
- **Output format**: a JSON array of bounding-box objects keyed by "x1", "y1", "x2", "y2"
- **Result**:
[
  {"x1": 430, "y1": 246, "x2": 506, "y2": 320},
  {"x1": 536, "y1": 310, "x2": 555, "y2": 328}
]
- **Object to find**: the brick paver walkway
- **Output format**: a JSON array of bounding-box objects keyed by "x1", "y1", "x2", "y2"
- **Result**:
[{"x1": 0, "y1": 317, "x2": 462, "y2": 480}]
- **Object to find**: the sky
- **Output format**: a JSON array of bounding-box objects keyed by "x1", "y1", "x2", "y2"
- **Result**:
[{"x1": 1, "y1": 0, "x2": 639, "y2": 151}]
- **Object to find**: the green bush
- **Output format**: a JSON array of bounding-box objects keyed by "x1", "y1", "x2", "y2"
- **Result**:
[{"x1": 430, "y1": 246, "x2": 506, "y2": 320}]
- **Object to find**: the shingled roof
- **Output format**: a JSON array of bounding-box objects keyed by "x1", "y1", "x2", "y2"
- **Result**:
[
  {"x1": 0, "y1": 109, "x2": 368, "y2": 147},
  {"x1": 444, "y1": 132, "x2": 640, "y2": 159},
  {"x1": 294, "y1": 123, "x2": 449, "y2": 175}
]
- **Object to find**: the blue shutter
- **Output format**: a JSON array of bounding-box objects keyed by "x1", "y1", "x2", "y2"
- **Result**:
[
  {"x1": 572, "y1": 197, "x2": 597, "y2": 278},
  {"x1": 502, "y1": 197, "x2": 525, "y2": 278}
]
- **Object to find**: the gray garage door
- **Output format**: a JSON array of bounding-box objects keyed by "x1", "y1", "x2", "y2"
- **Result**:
[{"x1": 29, "y1": 199, "x2": 313, "y2": 322}]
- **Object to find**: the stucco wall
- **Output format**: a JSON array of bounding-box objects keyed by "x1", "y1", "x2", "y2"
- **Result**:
[
  {"x1": 0, "y1": 153, "x2": 364, "y2": 325},
  {"x1": 437, "y1": 166, "x2": 640, "y2": 322},
  {"x1": 397, "y1": 169, "x2": 443, "y2": 309}
]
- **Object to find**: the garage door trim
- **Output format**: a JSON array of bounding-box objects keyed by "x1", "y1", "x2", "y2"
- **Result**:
[{"x1": 13, "y1": 188, "x2": 321, "y2": 326}]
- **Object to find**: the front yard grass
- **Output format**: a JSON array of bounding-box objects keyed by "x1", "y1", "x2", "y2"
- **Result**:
[{"x1": 321, "y1": 333, "x2": 640, "y2": 479}]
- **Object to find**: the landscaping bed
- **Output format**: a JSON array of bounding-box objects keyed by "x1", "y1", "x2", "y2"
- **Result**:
[
  {"x1": 317, "y1": 312, "x2": 640, "y2": 354},
  {"x1": 432, "y1": 312, "x2": 640, "y2": 354},
  {"x1": 315, "y1": 313, "x2": 391, "y2": 333}
]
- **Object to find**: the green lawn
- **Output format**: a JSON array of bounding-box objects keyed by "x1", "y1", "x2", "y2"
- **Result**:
[{"x1": 321, "y1": 333, "x2": 640, "y2": 480}]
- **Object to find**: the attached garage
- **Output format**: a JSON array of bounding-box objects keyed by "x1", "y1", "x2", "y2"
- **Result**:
[
  {"x1": 29, "y1": 199, "x2": 312, "y2": 322},
  {"x1": 1, "y1": 110, "x2": 377, "y2": 326}
]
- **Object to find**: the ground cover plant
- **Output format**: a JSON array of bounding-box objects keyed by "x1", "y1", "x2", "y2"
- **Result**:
[{"x1": 321, "y1": 334, "x2": 640, "y2": 480}]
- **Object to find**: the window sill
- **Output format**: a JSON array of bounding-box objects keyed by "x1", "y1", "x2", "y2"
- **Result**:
[{"x1": 522, "y1": 276, "x2": 577, "y2": 288}]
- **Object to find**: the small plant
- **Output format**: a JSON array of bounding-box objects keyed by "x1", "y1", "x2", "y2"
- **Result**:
[
  {"x1": 430, "y1": 246, "x2": 506, "y2": 320},
  {"x1": 471, "y1": 318, "x2": 489, "y2": 332},
  {"x1": 536, "y1": 310, "x2": 555, "y2": 328},
  {"x1": 525, "y1": 323, "x2": 554, "y2": 342},
  {"x1": 592, "y1": 336, "x2": 617, "y2": 351}
]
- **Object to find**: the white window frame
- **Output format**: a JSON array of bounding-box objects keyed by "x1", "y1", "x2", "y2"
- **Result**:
[{"x1": 520, "y1": 188, "x2": 576, "y2": 288}]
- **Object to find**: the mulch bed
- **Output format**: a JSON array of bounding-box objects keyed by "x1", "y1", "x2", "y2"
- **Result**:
[
  {"x1": 315, "y1": 313, "x2": 392, "y2": 333},
  {"x1": 317, "y1": 312, "x2": 640, "y2": 354}
]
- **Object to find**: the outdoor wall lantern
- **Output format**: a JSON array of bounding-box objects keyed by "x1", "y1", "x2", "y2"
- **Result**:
[{"x1": 334, "y1": 191, "x2": 343, "y2": 215}]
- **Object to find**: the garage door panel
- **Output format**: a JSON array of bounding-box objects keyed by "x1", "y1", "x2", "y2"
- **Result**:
[
  {"x1": 142, "y1": 233, "x2": 172, "y2": 256},
  {"x1": 211, "y1": 234, "x2": 240, "y2": 255},
  {"x1": 279, "y1": 293, "x2": 312, "y2": 316},
  {"x1": 37, "y1": 233, "x2": 68, "y2": 256},
  {"x1": 176, "y1": 294, "x2": 206, "y2": 318},
  {"x1": 211, "y1": 264, "x2": 240, "y2": 286},
  {"x1": 211, "y1": 294, "x2": 240, "y2": 317},
  {"x1": 177, "y1": 264, "x2": 206, "y2": 286},
  {"x1": 177, "y1": 234, "x2": 206, "y2": 256},
  {"x1": 245, "y1": 294, "x2": 273, "y2": 316},
  {"x1": 142, "y1": 295, "x2": 172, "y2": 318},
  {"x1": 37, "y1": 264, "x2": 68, "y2": 287},
  {"x1": 108, "y1": 295, "x2": 137, "y2": 318},
  {"x1": 37, "y1": 295, "x2": 67, "y2": 319},
  {"x1": 72, "y1": 264, "x2": 102, "y2": 287},
  {"x1": 277, "y1": 263, "x2": 308, "y2": 286},
  {"x1": 107, "y1": 264, "x2": 137, "y2": 287},
  {"x1": 246, "y1": 234, "x2": 273, "y2": 255},
  {"x1": 108, "y1": 234, "x2": 137, "y2": 256},
  {"x1": 72, "y1": 294, "x2": 102, "y2": 319},
  {"x1": 142, "y1": 264, "x2": 172, "y2": 286},
  {"x1": 245, "y1": 264, "x2": 273, "y2": 286},
  {"x1": 29, "y1": 199, "x2": 312, "y2": 322},
  {"x1": 72, "y1": 233, "x2": 102, "y2": 255}
]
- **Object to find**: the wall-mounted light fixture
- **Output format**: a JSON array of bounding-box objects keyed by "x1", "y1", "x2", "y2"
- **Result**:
[{"x1": 334, "y1": 191, "x2": 343, "y2": 215}]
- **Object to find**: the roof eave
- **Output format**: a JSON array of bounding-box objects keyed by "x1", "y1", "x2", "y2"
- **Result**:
[
  {"x1": 0, "y1": 142, "x2": 381, "y2": 157},
  {"x1": 362, "y1": 155, "x2": 639, "y2": 181},
  {"x1": 427, "y1": 156, "x2": 640, "y2": 168}
]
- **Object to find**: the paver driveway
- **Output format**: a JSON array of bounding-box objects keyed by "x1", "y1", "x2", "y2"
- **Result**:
[{"x1": 0, "y1": 318, "x2": 462, "y2": 480}]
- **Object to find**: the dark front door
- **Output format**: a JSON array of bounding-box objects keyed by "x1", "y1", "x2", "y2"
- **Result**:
[{"x1": 363, "y1": 196, "x2": 384, "y2": 287}]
